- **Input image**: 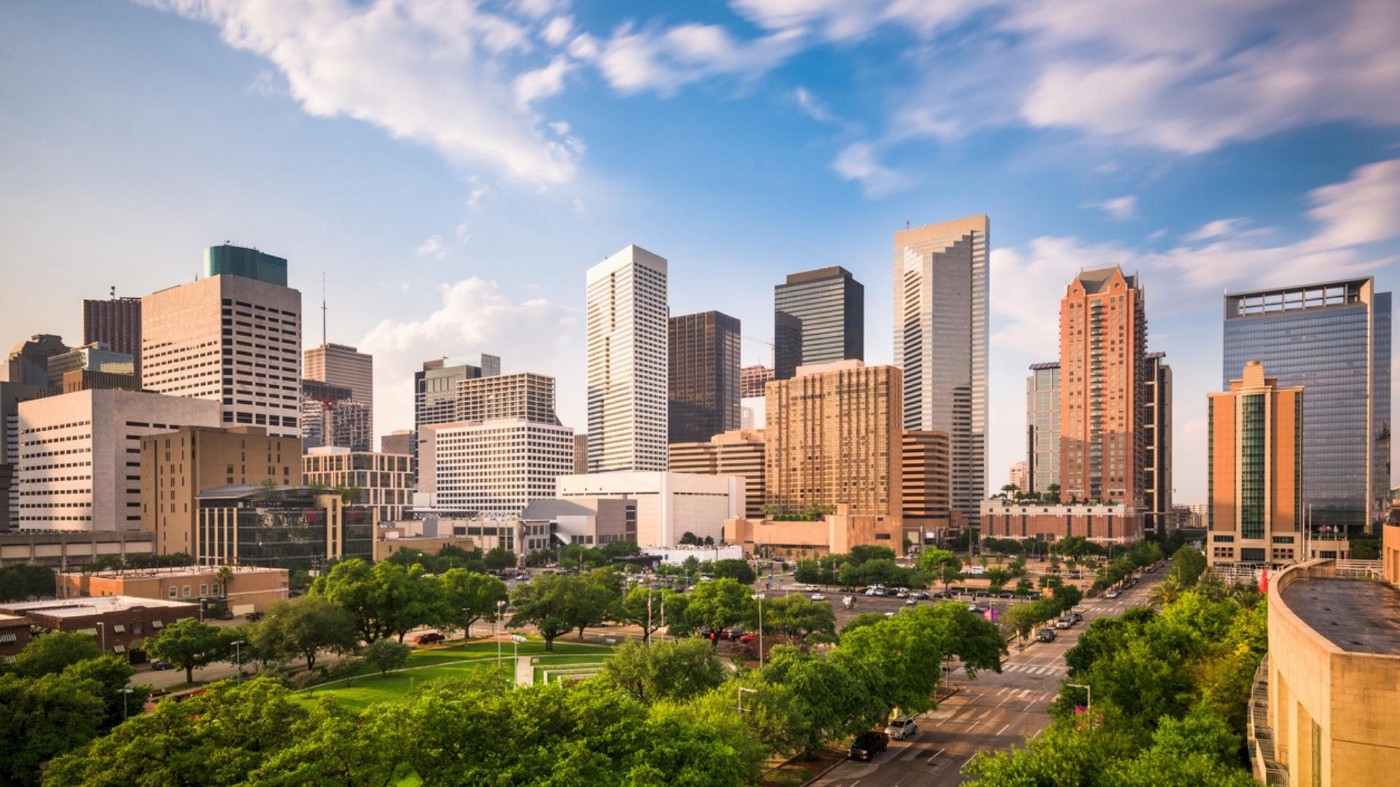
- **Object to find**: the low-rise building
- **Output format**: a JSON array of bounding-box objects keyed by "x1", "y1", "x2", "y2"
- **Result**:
[
  {"x1": 374, "y1": 515, "x2": 524, "y2": 561},
  {"x1": 522, "y1": 498, "x2": 636, "y2": 549},
  {"x1": 58, "y1": 565, "x2": 288, "y2": 614},
  {"x1": 0, "y1": 595, "x2": 199, "y2": 661},
  {"x1": 196, "y1": 486, "x2": 375, "y2": 570},
  {"x1": 725, "y1": 504, "x2": 903, "y2": 559},
  {"x1": 555, "y1": 470, "x2": 743, "y2": 548},
  {"x1": 0, "y1": 529, "x2": 156, "y2": 569},
  {"x1": 980, "y1": 499, "x2": 1143, "y2": 544},
  {"x1": 0, "y1": 613, "x2": 31, "y2": 660}
]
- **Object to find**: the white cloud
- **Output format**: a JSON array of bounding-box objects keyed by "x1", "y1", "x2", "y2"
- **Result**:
[
  {"x1": 142, "y1": 0, "x2": 580, "y2": 184},
  {"x1": 1306, "y1": 158, "x2": 1400, "y2": 250},
  {"x1": 1087, "y1": 195, "x2": 1137, "y2": 221},
  {"x1": 467, "y1": 185, "x2": 491, "y2": 210},
  {"x1": 793, "y1": 86, "x2": 833, "y2": 123},
  {"x1": 831, "y1": 142, "x2": 910, "y2": 198},
  {"x1": 541, "y1": 15, "x2": 573, "y2": 46},
  {"x1": 596, "y1": 22, "x2": 802, "y2": 95},
  {"x1": 416, "y1": 236, "x2": 448, "y2": 261},
  {"x1": 730, "y1": 0, "x2": 989, "y2": 43},
  {"x1": 515, "y1": 56, "x2": 574, "y2": 107},
  {"x1": 359, "y1": 278, "x2": 575, "y2": 436}
]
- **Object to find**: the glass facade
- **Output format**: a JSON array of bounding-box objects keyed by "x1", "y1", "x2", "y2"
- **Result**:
[
  {"x1": 773, "y1": 267, "x2": 864, "y2": 381},
  {"x1": 203, "y1": 244, "x2": 288, "y2": 287},
  {"x1": 197, "y1": 492, "x2": 374, "y2": 570},
  {"x1": 1224, "y1": 280, "x2": 1390, "y2": 531},
  {"x1": 1026, "y1": 362, "x2": 1060, "y2": 494},
  {"x1": 1240, "y1": 394, "x2": 1265, "y2": 539}
]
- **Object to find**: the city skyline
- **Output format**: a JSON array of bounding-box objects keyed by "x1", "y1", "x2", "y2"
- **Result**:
[{"x1": 3, "y1": 1, "x2": 1400, "y2": 504}]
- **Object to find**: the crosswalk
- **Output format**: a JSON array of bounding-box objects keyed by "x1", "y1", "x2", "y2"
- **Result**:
[{"x1": 999, "y1": 663, "x2": 1066, "y2": 676}]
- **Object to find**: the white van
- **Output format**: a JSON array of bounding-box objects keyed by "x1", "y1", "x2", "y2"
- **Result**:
[{"x1": 885, "y1": 714, "x2": 920, "y2": 741}]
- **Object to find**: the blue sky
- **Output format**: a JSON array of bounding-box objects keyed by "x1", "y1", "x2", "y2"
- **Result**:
[{"x1": 3, "y1": 0, "x2": 1399, "y2": 504}]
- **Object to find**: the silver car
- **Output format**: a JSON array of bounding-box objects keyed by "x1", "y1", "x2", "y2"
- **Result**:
[{"x1": 884, "y1": 714, "x2": 919, "y2": 741}]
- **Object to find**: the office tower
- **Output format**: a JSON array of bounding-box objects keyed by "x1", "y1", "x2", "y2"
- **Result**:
[
  {"x1": 573, "y1": 433, "x2": 588, "y2": 474},
  {"x1": 141, "y1": 426, "x2": 301, "y2": 555},
  {"x1": 668, "y1": 311, "x2": 741, "y2": 443},
  {"x1": 301, "y1": 379, "x2": 351, "y2": 450},
  {"x1": 895, "y1": 216, "x2": 988, "y2": 523},
  {"x1": 304, "y1": 343, "x2": 373, "y2": 429},
  {"x1": 0, "y1": 381, "x2": 39, "y2": 531},
  {"x1": 741, "y1": 365, "x2": 773, "y2": 398},
  {"x1": 83, "y1": 296, "x2": 142, "y2": 385},
  {"x1": 1009, "y1": 461, "x2": 1029, "y2": 493},
  {"x1": 455, "y1": 372, "x2": 560, "y2": 424},
  {"x1": 1224, "y1": 278, "x2": 1391, "y2": 532},
  {"x1": 17, "y1": 390, "x2": 220, "y2": 531},
  {"x1": 1206, "y1": 362, "x2": 1303, "y2": 567},
  {"x1": 5, "y1": 335, "x2": 70, "y2": 386},
  {"x1": 586, "y1": 245, "x2": 668, "y2": 473},
  {"x1": 670, "y1": 429, "x2": 767, "y2": 519},
  {"x1": 196, "y1": 487, "x2": 374, "y2": 569},
  {"x1": 381, "y1": 430, "x2": 412, "y2": 456},
  {"x1": 1058, "y1": 266, "x2": 1148, "y2": 506},
  {"x1": 419, "y1": 418, "x2": 575, "y2": 516},
  {"x1": 1144, "y1": 352, "x2": 1173, "y2": 532},
  {"x1": 413, "y1": 354, "x2": 499, "y2": 474},
  {"x1": 740, "y1": 365, "x2": 772, "y2": 431},
  {"x1": 1026, "y1": 362, "x2": 1060, "y2": 495},
  {"x1": 46, "y1": 344, "x2": 135, "y2": 386},
  {"x1": 303, "y1": 448, "x2": 413, "y2": 523},
  {"x1": 142, "y1": 256, "x2": 302, "y2": 438},
  {"x1": 766, "y1": 360, "x2": 902, "y2": 518},
  {"x1": 204, "y1": 243, "x2": 288, "y2": 286},
  {"x1": 773, "y1": 267, "x2": 864, "y2": 381},
  {"x1": 902, "y1": 430, "x2": 951, "y2": 542}
]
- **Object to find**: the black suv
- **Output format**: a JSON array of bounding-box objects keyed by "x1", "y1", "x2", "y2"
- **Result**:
[{"x1": 849, "y1": 731, "x2": 889, "y2": 761}]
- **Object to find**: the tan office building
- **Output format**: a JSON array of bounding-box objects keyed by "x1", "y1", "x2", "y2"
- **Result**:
[
  {"x1": 670, "y1": 429, "x2": 766, "y2": 519},
  {"x1": 902, "y1": 430, "x2": 951, "y2": 541},
  {"x1": 1207, "y1": 361, "x2": 1303, "y2": 567},
  {"x1": 766, "y1": 360, "x2": 902, "y2": 520},
  {"x1": 59, "y1": 565, "x2": 289, "y2": 613},
  {"x1": 140, "y1": 426, "x2": 301, "y2": 556},
  {"x1": 303, "y1": 447, "x2": 413, "y2": 523}
]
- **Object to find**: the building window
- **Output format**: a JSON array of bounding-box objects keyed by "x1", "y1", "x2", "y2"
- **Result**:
[
  {"x1": 168, "y1": 587, "x2": 178, "y2": 599},
  {"x1": 182, "y1": 585, "x2": 192, "y2": 598}
]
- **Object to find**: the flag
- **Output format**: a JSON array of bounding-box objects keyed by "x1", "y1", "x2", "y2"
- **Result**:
[{"x1": 1258, "y1": 567, "x2": 1269, "y2": 593}]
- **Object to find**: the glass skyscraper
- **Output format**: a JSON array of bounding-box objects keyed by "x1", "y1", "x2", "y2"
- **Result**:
[
  {"x1": 1223, "y1": 278, "x2": 1391, "y2": 532},
  {"x1": 773, "y1": 267, "x2": 864, "y2": 381}
]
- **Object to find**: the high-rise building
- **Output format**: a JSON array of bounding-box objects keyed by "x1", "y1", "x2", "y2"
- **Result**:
[
  {"x1": 1009, "y1": 460, "x2": 1029, "y2": 493},
  {"x1": 142, "y1": 259, "x2": 302, "y2": 438},
  {"x1": 668, "y1": 311, "x2": 741, "y2": 444},
  {"x1": 419, "y1": 419, "x2": 575, "y2": 516},
  {"x1": 204, "y1": 244, "x2": 288, "y2": 286},
  {"x1": 18, "y1": 389, "x2": 221, "y2": 531},
  {"x1": 381, "y1": 430, "x2": 413, "y2": 456},
  {"x1": 573, "y1": 433, "x2": 588, "y2": 474},
  {"x1": 304, "y1": 343, "x2": 373, "y2": 433},
  {"x1": 741, "y1": 365, "x2": 773, "y2": 398},
  {"x1": 895, "y1": 216, "x2": 989, "y2": 523},
  {"x1": 455, "y1": 372, "x2": 560, "y2": 425},
  {"x1": 1144, "y1": 352, "x2": 1173, "y2": 532},
  {"x1": 1026, "y1": 362, "x2": 1060, "y2": 495},
  {"x1": 670, "y1": 429, "x2": 766, "y2": 519},
  {"x1": 1059, "y1": 266, "x2": 1148, "y2": 507},
  {"x1": 0, "y1": 381, "x2": 39, "y2": 531},
  {"x1": 83, "y1": 296, "x2": 142, "y2": 385},
  {"x1": 1223, "y1": 278, "x2": 1391, "y2": 532},
  {"x1": 766, "y1": 360, "x2": 902, "y2": 519},
  {"x1": 586, "y1": 245, "x2": 668, "y2": 473},
  {"x1": 5, "y1": 335, "x2": 70, "y2": 387},
  {"x1": 773, "y1": 267, "x2": 863, "y2": 381},
  {"x1": 140, "y1": 425, "x2": 301, "y2": 555},
  {"x1": 46, "y1": 344, "x2": 134, "y2": 386},
  {"x1": 413, "y1": 354, "x2": 499, "y2": 474},
  {"x1": 303, "y1": 447, "x2": 413, "y2": 523},
  {"x1": 1206, "y1": 362, "x2": 1303, "y2": 567},
  {"x1": 902, "y1": 430, "x2": 951, "y2": 542}
]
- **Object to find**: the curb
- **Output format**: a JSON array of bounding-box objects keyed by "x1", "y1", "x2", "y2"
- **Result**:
[{"x1": 797, "y1": 751, "x2": 849, "y2": 786}]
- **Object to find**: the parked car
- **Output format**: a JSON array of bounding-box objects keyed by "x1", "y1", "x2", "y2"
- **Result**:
[
  {"x1": 1106, "y1": 590, "x2": 1121, "y2": 599},
  {"x1": 1037, "y1": 628, "x2": 1057, "y2": 642},
  {"x1": 914, "y1": 590, "x2": 930, "y2": 600},
  {"x1": 884, "y1": 714, "x2": 920, "y2": 741},
  {"x1": 1055, "y1": 618, "x2": 1071, "y2": 629},
  {"x1": 150, "y1": 660, "x2": 174, "y2": 671},
  {"x1": 211, "y1": 609, "x2": 234, "y2": 620},
  {"x1": 1072, "y1": 611, "x2": 1084, "y2": 622},
  {"x1": 415, "y1": 632, "x2": 446, "y2": 644},
  {"x1": 245, "y1": 611, "x2": 265, "y2": 623},
  {"x1": 810, "y1": 593, "x2": 826, "y2": 601},
  {"x1": 738, "y1": 633, "x2": 757, "y2": 644},
  {"x1": 967, "y1": 565, "x2": 986, "y2": 576},
  {"x1": 849, "y1": 731, "x2": 890, "y2": 761},
  {"x1": 905, "y1": 598, "x2": 917, "y2": 606}
]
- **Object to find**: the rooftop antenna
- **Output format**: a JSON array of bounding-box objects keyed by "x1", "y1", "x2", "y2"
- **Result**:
[
  {"x1": 321, "y1": 271, "x2": 328, "y2": 347},
  {"x1": 110, "y1": 286, "x2": 115, "y2": 299}
]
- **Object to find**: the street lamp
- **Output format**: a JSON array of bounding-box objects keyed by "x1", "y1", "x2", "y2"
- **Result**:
[
  {"x1": 511, "y1": 634, "x2": 526, "y2": 671},
  {"x1": 119, "y1": 687, "x2": 134, "y2": 721},
  {"x1": 495, "y1": 599, "x2": 507, "y2": 674},
  {"x1": 231, "y1": 640, "x2": 246, "y2": 683},
  {"x1": 751, "y1": 593, "x2": 764, "y2": 668},
  {"x1": 1067, "y1": 683, "x2": 1092, "y2": 727},
  {"x1": 737, "y1": 686, "x2": 757, "y2": 714}
]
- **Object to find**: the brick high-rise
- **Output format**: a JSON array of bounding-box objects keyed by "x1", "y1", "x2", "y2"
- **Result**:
[{"x1": 83, "y1": 296, "x2": 143, "y2": 385}]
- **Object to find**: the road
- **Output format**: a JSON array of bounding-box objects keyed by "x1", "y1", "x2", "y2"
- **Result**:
[{"x1": 810, "y1": 573, "x2": 1158, "y2": 787}]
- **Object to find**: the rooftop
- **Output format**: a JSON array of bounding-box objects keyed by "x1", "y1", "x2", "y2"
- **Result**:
[
  {"x1": 0, "y1": 595, "x2": 198, "y2": 618},
  {"x1": 1280, "y1": 577, "x2": 1400, "y2": 655},
  {"x1": 60, "y1": 565, "x2": 285, "y2": 580}
]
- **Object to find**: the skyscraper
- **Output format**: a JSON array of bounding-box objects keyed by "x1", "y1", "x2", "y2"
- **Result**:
[
  {"x1": 4, "y1": 335, "x2": 69, "y2": 387},
  {"x1": 1143, "y1": 352, "x2": 1173, "y2": 532},
  {"x1": 304, "y1": 343, "x2": 373, "y2": 417},
  {"x1": 668, "y1": 311, "x2": 741, "y2": 444},
  {"x1": 1223, "y1": 278, "x2": 1391, "y2": 532},
  {"x1": 83, "y1": 296, "x2": 142, "y2": 385},
  {"x1": 142, "y1": 253, "x2": 302, "y2": 438},
  {"x1": 204, "y1": 244, "x2": 288, "y2": 286},
  {"x1": 1026, "y1": 362, "x2": 1060, "y2": 495},
  {"x1": 1059, "y1": 266, "x2": 1148, "y2": 507},
  {"x1": 895, "y1": 216, "x2": 988, "y2": 523},
  {"x1": 773, "y1": 267, "x2": 863, "y2": 381},
  {"x1": 586, "y1": 245, "x2": 668, "y2": 473},
  {"x1": 413, "y1": 354, "x2": 499, "y2": 475},
  {"x1": 1206, "y1": 362, "x2": 1303, "y2": 567}
]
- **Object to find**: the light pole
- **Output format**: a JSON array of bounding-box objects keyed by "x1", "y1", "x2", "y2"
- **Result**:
[
  {"x1": 97, "y1": 621, "x2": 105, "y2": 653},
  {"x1": 751, "y1": 592, "x2": 764, "y2": 668},
  {"x1": 495, "y1": 599, "x2": 506, "y2": 674},
  {"x1": 231, "y1": 640, "x2": 246, "y2": 683},
  {"x1": 511, "y1": 634, "x2": 526, "y2": 671},
  {"x1": 1067, "y1": 683, "x2": 1092, "y2": 727},
  {"x1": 737, "y1": 686, "x2": 757, "y2": 713},
  {"x1": 119, "y1": 687, "x2": 133, "y2": 721}
]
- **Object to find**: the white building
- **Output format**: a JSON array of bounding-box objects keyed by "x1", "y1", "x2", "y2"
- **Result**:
[
  {"x1": 142, "y1": 270, "x2": 302, "y2": 438},
  {"x1": 555, "y1": 470, "x2": 744, "y2": 548},
  {"x1": 420, "y1": 418, "x2": 575, "y2": 516},
  {"x1": 586, "y1": 245, "x2": 669, "y2": 473},
  {"x1": 16, "y1": 389, "x2": 220, "y2": 531}
]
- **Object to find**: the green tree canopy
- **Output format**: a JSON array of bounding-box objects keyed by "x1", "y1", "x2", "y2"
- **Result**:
[
  {"x1": 10, "y1": 631, "x2": 101, "y2": 677},
  {"x1": 360, "y1": 639, "x2": 412, "y2": 677},
  {"x1": 600, "y1": 639, "x2": 726, "y2": 704},
  {"x1": 147, "y1": 618, "x2": 227, "y2": 684},
  {"x1": 250, "y1": 596, "x2": 359, "y2": 672},
  {"x1": 436, "y1": 567, "x2": 508, "y2": 636},
  {"x1": 685, "y1": 578, "x2": 756, "y2": 634}
]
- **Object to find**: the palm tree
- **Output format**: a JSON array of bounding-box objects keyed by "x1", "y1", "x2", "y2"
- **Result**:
[
  {"x1": 1148, "y1": 574, "x2": 1183, "y2": 606},
  {"x1": 215, "y1": 565, "x2": 234, "y2": 597}
]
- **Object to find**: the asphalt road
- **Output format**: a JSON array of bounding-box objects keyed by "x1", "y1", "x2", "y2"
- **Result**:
[{"x1": 809, "y1": 573, "x2": 1159, "y2": 787}]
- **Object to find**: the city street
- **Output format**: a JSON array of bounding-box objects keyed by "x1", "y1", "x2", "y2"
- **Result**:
[{"x1": 809, "y1": 573, "x2": 1158, "y2": 787}]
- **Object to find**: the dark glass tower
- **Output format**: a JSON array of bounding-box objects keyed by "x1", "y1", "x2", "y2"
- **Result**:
[
  {"x1": 204, "y1": 244, "x2": 288, "y2": 286},
  {"x1": 668, "y1": 311, "x2": 741, "y2": 443},
  {"x1": 1223, "y1": 278, "x2": 1391, "y2": 533},
  {"x1": 773, "y1": 266, "x2": 864, "y2": 380}
]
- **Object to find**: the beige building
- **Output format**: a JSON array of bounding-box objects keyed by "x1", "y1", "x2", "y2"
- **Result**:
[
  {"x1": 1258, "y1": 558, "x2": 1400, "y2": 786},
  {"x1": 556, "y1": 470, "x2": 743, "y2": 548},
  {"x1": 725, "y1": 504, "x2": 903, "y2": 559},
  {"x1": 980, "y1": 499, "x2": 1143, "y2": 544},
  {"x1": 17, "y1": 389, "x2": 221, "y2": 531},
  {"x1": 1207, "y1": 361, "x2": 1304, "y2": 568},
  {"x1": 381, "y1": 430, "x2": 413, "y2": 456},
  {"x1": 140, "y1": 426, "x2": 301, "y2": 556},
  {"x1": 573, "y1": 433, "x2": 588, "y2": 474},
  {"x1": 143, "y1": 272, "x2": 302, "y2": 437},
  {"x1": 304, "y1": 343, "x2": 373, "y2": 410},
  {"x1": 670, "y1": 429, "x2": 766, "y2": 519},
  {"x1": 303, "y1": 447, "x2": 413, "y2": 523},
  {"x1": 58, "y1": 565, "x2": 288, "y2": 614},
  {"x1": 419, "y1": 418, "x2": 575, "y2": 516},
  {"x1": 766, "y1": 360, "x2": 902, "y2": 521},
  {"x1": 902, "y1": 430, "x2": 951, "y2": 542}
]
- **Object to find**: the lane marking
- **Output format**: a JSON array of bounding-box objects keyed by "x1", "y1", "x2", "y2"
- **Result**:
[
  {"x1": 928, "y1": 747, "x2": 946, "y2": 765},
  {"x1": 997, "y1": 723, "x2": 1010, "y2": 736}
]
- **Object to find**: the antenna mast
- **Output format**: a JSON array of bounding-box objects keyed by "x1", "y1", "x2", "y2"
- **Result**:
[{"x1": 321, "y1": 272, "x2": 327, "y2": 347}]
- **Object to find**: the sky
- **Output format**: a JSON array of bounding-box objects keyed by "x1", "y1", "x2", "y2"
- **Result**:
[{"x1": 2, "y1": 0, "x2": 1399, "y2": 506}]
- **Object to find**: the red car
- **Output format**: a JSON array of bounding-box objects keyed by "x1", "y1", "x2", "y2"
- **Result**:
[
  {"x1": 738, "y1": 633, "x2": 757, "y2": 644},
  {"x1": 415, "y1": 632, "x2": 446, "y2": 644}
]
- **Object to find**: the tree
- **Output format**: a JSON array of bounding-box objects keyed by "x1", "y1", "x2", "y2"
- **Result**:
[
  {"x1": 148, "y1": 618, "x2": 226, "y2": 684},
  {"x1": 599, "y1": 540, "x2": 641, "y2": 559},
  {"x1": 62, "y1": 655, "x2": 148, "y2": 729},
  {"x1": 0, "y1": 672, "x2": 104, "y2": 786},
  {"x1": 712, "y1": 559, "x2": 756, "y2": 584},
  {"x1": 0, "y1": 563, "x2": 56, "y2": 603},
  {"x1": 311, "y1": 558, "x2": 441, "y2": 644},
  {"x1": 361, "y1": 639, "x2": 412, "y2": 677},
  {"x1": 916, "y1": 549, "x2": 963, "y2": 592},
  {"x1": 484, "y1": 547, "x2": 517, "y2": 571},
  {"x1": 685, "y1": 578, "x2": 756, "y2": 634},
  {"x1": 1168, "y1": 547, "x2": 1208, "y2": 588},
  {"x1": 848, "y1": 545, "x2": 896, "y2": 565},
  {"x1": 251, "y1": 596, "x2": 359, "y2": 672},
  {"x1": 793, "y1": 559, "x2": 837, "y2": 585},
  {"x1": 984, "y1": 567, "x2": 1011, "y2": 592},
  {"x1": 437, "y1": 568, "x2": 508, "y2": 637},
  {"x1": 620, "y1": 586, "x2": 680, "y2": 644},
  {"x1": 761, "y1": 646, "x2": 885, "y2": 758},
  {"x1": 600, "y1": 639, "x2": 726, "y2": 704},
  {"x1": 11, "y1": 631, "x2": 101, "y2": 677},
  {"x1": 509, "y1": 573, "x2": 601, "y2": 651},
  {"x1": 757, "y1": 595, "x2": 837, "y2": 643}
]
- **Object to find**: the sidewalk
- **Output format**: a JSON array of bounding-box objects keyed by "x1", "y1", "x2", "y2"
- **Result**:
[{"x1": 515, "y1": 656, "x2": 532, "y2": 685}]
